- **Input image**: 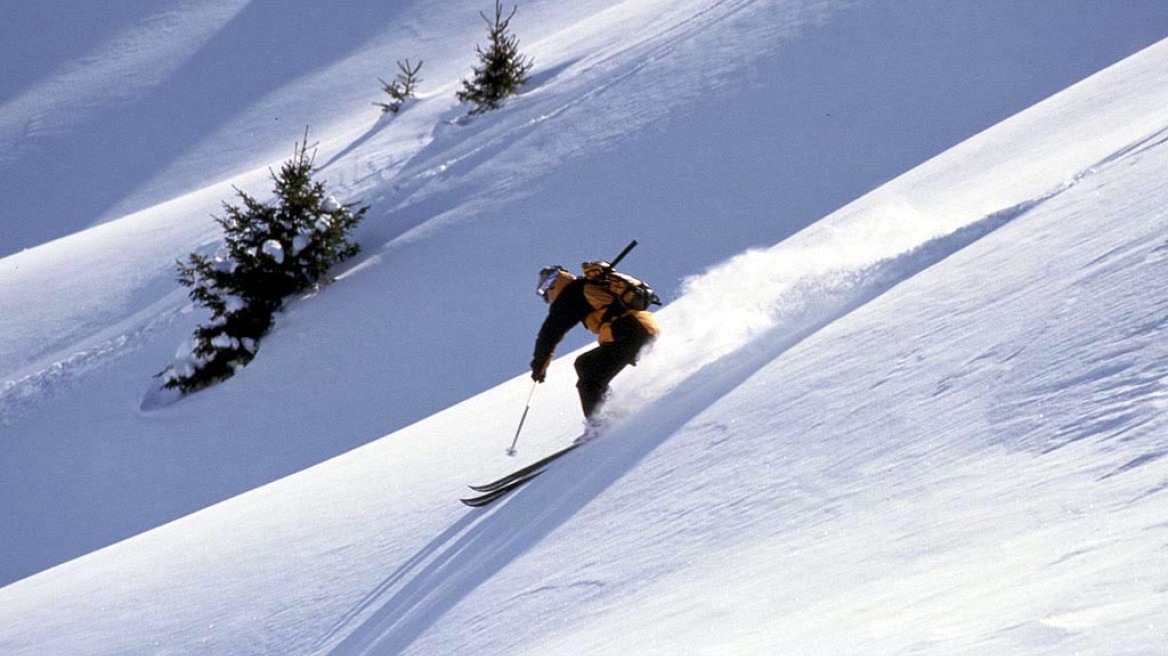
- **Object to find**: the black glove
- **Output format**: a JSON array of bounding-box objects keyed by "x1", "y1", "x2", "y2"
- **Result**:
[{"x1": 530, "y1": 356, "x2": 549, "y2": 383}]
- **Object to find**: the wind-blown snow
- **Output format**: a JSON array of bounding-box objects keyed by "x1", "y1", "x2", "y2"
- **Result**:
[{"x1": 2, "y1": 0, "x2": 1168, "y2": 654}]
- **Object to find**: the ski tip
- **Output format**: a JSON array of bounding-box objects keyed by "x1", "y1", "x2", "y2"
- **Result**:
[
  {"x1": 462, "y1": 471, "x2": 544, "y2": 507},
  {"x1": 460, "y1": 489, "x2": 509, "y2": 508}
]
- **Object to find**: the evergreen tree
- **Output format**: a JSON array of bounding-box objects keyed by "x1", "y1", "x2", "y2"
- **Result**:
[
  {"x1": 160, "y1": 134, "x2": 368, "y2": 393},
  {"x1": 375, "y1": 59, "x2": 424, "y2": 115},
  {"x1": 456, "y1": 1, "x2": 533, "y2": 115}
]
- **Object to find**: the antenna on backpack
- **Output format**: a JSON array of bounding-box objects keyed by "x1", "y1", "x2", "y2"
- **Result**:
[{"x1": 610, "y1": 240, "x2": 638, "y2": 268}]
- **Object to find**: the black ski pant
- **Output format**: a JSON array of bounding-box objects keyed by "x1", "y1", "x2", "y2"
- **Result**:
[{"x1": 573, "y1": 315, "x2": 653, "y2": 419}]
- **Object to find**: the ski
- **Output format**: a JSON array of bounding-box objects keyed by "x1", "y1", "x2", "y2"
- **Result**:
[
  {"x1": 467, "y1": 442, "x2": 581, "y2": 493},
  {"x1": 460, "y1": 470, "x2": 545, "y2": 507}
]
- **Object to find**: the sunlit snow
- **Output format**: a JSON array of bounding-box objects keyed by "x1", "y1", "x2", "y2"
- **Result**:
[{"x1": 2, "y1": 1, "x2": 1167, "y2": 654}]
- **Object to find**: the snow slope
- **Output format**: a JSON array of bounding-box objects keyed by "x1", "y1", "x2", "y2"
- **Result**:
[
  {"x1": 4, "y1": 33, "x2": 1168, "y2": 656},
  {"x1": 4, "y1": 0, "x2": 1167, "y2": 592},
  {"x1": 2, "y1": 0, "x2": 1168, "y2": 653}
]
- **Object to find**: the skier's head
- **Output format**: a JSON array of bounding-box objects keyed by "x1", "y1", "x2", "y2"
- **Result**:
[
  {"x1": 537, "y1": 265, "x2": 574, "y2": 303},
  {"x1": 581, "y1": 260, "x2": 611, "y2": 280}
]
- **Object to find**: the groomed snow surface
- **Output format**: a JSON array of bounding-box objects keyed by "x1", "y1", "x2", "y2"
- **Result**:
[{"x1": 3, "y1": 1, "x2": 1168, "y2": 654}]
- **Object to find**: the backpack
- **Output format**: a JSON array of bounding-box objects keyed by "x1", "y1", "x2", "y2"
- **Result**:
[
  {"x1": 603, "y1": 270, "x2": 661, "y2": 311},
  {"x1": 581, "y1": 261, "x2": 661, "y2": 316}
]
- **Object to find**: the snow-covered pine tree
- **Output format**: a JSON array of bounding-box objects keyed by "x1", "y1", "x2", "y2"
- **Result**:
[
  {"x1": 456, "y1": 1, "x2": 533, "y2": 115},
  {"x1": 160, "y1": 134, "x2": 368, "y2": 393}
]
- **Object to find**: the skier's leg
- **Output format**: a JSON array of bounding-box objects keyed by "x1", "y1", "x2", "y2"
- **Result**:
[
  {"x1": 573, "y1": 341, "x2": 642, "y2": 417},
  {"x1": 574, "y1": 345, "x2": 618, "y2": 418},
  {"x1": 574, "y1": 315, "x2": 655, "y2": 418}
]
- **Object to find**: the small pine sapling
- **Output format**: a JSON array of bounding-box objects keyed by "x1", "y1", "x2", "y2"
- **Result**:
[
  {"x1": 375, "y1": 59, "x2": 424, "y2": 114},
  {"x1": 456, "y1": 1, "x2": 533, "y2": 115}
]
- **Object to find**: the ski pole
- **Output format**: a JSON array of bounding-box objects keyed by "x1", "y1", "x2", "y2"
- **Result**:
[
  {"x1": 506, "y1": 380, "x2": 538, "y2": 456},
  {"x1": 609, "y1": 239, "x2": 638, "y2": 268}
]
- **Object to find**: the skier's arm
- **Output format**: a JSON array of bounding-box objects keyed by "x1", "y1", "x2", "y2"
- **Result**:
[{"x1": 531, "y1": 282, "x2": 590, "y2": 380}]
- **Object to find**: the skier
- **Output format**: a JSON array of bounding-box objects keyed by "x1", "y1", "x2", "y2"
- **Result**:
[{"x1": 530, "y1": 260, "x2": 659, "y2": 440}]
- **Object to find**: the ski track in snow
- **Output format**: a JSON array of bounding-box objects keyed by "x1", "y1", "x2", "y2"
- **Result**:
[{"x1": 0, "y1": 304, "x2": 183, "y2": 426}]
